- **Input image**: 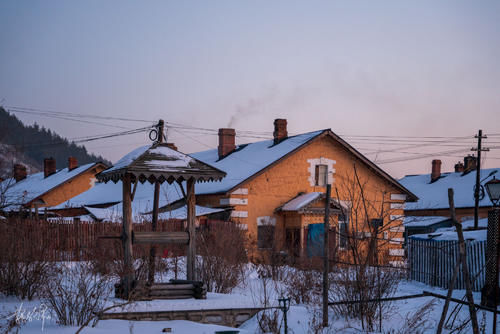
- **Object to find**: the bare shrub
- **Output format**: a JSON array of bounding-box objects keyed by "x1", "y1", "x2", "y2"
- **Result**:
[
  {"x1": 329, "y1": 265, "x2": 400, "y2": 331},
  {"x1": 394, "y1": 299, "x2": 437, "y2": 334},
  {"x1": 0, "y1": 218, "x2": 57, "y2": 300},
  {"x1": 44, "y1": 262, "x2": 112, "y2": 326},
  {"x1": 283, "y1": 259, "x2": 322, "y2": 305},
  {"x1": 250, "y1": 272, "x2": 283, "y2": 334},
  {"x1": 196, "y1": 221, "x2": 247, "y2": 293}
]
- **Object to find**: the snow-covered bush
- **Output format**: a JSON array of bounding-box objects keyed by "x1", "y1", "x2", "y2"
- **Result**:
[{"x1": 43, "y1": 262, "x2": 112, "y2": 326}]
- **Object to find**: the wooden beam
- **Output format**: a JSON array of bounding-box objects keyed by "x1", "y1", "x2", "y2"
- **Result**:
[
  {"x1": 122, "y1": 173, "x2": 134, "y2": 299},
  {"x1": 186, "y1": 178, "x2": 196, "y2": 281},
  {"x1": 133, "y1": 231, "x2": 189, "y2": 245}
]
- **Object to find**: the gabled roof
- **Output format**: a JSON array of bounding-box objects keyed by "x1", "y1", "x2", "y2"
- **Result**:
[
  {"x1": 192, "y1": 129, "x2": 418, "y2": 200},
  {"x1": 404, "y1": 216, "x2": 450, "y2": 228},
  {"x1": 1, "y1": 162, "x2": 105, "y2": 211},
  {"x1": 98, "y1": 143, "x2": 226, "y2": 184},
  {"x1": 400, "y1": 168, "x2": 500, "y2": 210}
]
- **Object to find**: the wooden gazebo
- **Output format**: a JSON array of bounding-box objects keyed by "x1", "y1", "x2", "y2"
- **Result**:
[{"x1": 97, "y1": 126, "x2": 225, "y2": 299}]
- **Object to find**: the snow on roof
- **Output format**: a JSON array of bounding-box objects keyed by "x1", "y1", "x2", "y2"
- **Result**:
[
  {"x1": 1, "y1": 162, "x2": 99, "y2": 211},
  {"x1": 404, "y1": 216, "x2": 449, "y2": 228},
  {"x1": 399, "y1": 168, "x2": 500, "y2": 210},
  {"x1": 411, "y1": 229, "x2": 487, "y2": 242},
  {"x1": 98, "y1": 143, "x2": 225, "y2": 183},
  {"x1": 281, "y1": 192, "x2": 322, "y2": 211},
  {"x1": 191, "y1": 130, "x2": 324, "y2": 194},
  {"x1": 409, "y1": 217, "x2": 488, "y2": 241}
]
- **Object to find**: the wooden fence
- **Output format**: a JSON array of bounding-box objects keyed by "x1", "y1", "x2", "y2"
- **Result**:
[
  {"x1": 0, "y1": 218, "x2": 186, "y2": 262},
  {"x1": 408, "y1": 237, "x2": 487, "y2": 291}
]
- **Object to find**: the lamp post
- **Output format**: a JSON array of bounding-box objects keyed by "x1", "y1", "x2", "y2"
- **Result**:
[{"x1": 481, "y1": 177, "x2": 500, "y2": 333}]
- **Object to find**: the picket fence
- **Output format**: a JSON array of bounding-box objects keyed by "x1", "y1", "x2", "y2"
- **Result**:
[{"x1": 407, "y1": 237, "x2": 487, "y2": 292}]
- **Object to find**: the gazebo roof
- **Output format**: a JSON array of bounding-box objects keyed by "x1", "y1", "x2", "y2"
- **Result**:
[{"x1": 97, "y1": 143, "x2": 226, "y2": 184}]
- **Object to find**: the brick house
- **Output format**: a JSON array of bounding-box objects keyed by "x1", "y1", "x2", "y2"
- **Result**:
[
  {"x1": 191, "y1": 119, "x2": 417, "y2": 263},
  {"x1": 0, "y1": 157, "x2": 107, "y2": 216}
]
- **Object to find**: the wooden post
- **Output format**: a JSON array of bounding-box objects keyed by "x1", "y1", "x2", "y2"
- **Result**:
[
  {"x1": 323, "y1": 184, "x2": 331, "y2": 327},
  {"x1": 122, "y1": 173, "x2": 134, "y2": 299},
  {"x1": 448, "y1": 188, "x2": 479, "y2": 334},
  {"x1": 186, "y1": 177, "x2": 196, "y2": 281},
  {"x1": 149, "y1": 119, "x2": 164, "y2": 284}
]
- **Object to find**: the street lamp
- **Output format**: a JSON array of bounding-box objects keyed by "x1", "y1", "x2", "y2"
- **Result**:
[
  {"x1": 481, "y1": 176, "x2": 500, "y2": 334},
  {"x1": 485, "y1": 177, "x2": 500, "y2": 207}
]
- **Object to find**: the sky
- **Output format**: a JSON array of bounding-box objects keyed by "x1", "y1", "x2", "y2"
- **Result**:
[{"x1": 1, "y1": 0, "x2": 499, "y2": 178}]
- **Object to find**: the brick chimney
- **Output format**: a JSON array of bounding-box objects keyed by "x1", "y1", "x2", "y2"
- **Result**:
[
  {"x1": 218, "y1": 128, "x2": 236, "y2": 159},
  {"x1": 68, "y1": 157, "x2": 78, "y2": 171},
  {"x1": 44, "y1": 158, "x2": 56, "y2": 178},
  {"x1": 166, "y1": 143, "x2": 178, "y2": 151},
  {"x1": 13, "y1": 164, "x2": 27, "y2": 182},
  {"x1": 454, "y1": 161, "x2": 464, "y2": 173},
  {"x1": 273, "y1": 119, "x2": 288, "y2": 144},
  {"x1": 464, "y1": 155, "x2": 477, "y2": 173},
  {"x1": 431, "y1": 159, "x2": 442, "y2": 182}
]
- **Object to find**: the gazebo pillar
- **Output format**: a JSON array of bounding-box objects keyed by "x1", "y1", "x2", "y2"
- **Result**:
[
  {"x1": 122, "y1": 173, "x2": 134, "y2": 298},
  {"x1": 186, "y1": 177, "x2": 196, "y2": 280}
]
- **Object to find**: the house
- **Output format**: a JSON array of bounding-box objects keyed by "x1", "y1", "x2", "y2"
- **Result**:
[
  {"x1": 399, "y1": 158, "x2": 500, "y2": 222},
  {"x1": 0, "y1": 157, "x2": 107, "y2": 216},
  {"x1": 403, "y1": 216, "x2": 452, "y2": 241},
  {"x1": 190, "y1": 119, "x2": 418, "y2": 263}
]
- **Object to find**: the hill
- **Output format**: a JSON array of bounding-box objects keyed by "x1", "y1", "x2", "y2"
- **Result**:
[{"x1": 0, "y1": 107, "x2": 111, "y2": 177}]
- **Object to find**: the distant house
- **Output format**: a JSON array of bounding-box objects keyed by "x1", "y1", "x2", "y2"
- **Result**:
[
  {"x1": 190, "y1": 119, "x2": 418, "y2": 263},
  {"x1": 0, "y1": 157, "x2": 107, "y2": 216},
  {"x1": 403, "y1": 216, "x2": 452, "y2": 241},
  {"x1": 399, "y1": 157, "x2": 500, "y2": 222}
]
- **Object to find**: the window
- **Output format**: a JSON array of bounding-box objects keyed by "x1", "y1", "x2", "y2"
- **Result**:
[
  {"x1": 315, "y1": 164, "x2": 328, "y2": 186},
  {"x1": 338, "y1": 214, "x2": 348, "y2": 250},
  {"x1": 257, "y1": 216, "x2": 276, "y2": 249},
  {"x1": 258, "y1": 225, "x2": 275, "y2": 249}
]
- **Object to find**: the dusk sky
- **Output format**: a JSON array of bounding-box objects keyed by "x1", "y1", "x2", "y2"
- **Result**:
[{"x1": 1, "y1": 1, "x2": 499, "y2": 178}]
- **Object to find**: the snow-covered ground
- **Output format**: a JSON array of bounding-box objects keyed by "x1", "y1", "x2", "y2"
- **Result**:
[{"x1": 1, "y1": 263, "x2": 498, "y2": 333}]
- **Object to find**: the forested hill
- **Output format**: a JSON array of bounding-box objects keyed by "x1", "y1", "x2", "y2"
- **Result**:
[{"x1": 0, "y1": 107, "x2": 111, "y2": 172}]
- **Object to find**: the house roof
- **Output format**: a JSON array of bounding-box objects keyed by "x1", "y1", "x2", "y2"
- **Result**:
[
  {"x1": 410, "y1": 217, "x2": 488, "y2": 241},
  {"x1": 192, "y1": 129, "x2": 417, "y2": 200},
  {"x1": 280, "y1": 192, "x2": 322, "y2": 211},
  {"x1": 403, "y1": 216, "x2": 450, "y2": 228},
  {"x1": 399, "y1": 168, "x2": 500, "y2": 211},
  {"x1": 1, "y1": 162, "x2": 105, "y2": 211},
  {"x1": 98, "y1": 143, "x2": 226, "y2": 184}
]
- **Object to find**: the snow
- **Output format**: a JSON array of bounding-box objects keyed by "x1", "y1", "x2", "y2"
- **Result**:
[
  {"x1": 281, "y1": 192, "x2": 322, "y2": 211},
  {"x1": 107, "y1": 292, "x2": 257, "y2": 313},
  {"x1": 410, "y1": 217, "x2": 488, "y2": 241},
  {"x1": 102, "y1": 145, "x2": 149, "y2": 174},
  {"x1": 147, "y1": 146, "x2": 193, "y2": 168},
  {"x1": 1, "y1": 163, "x2": 98, "y2": 211},
  {"x1": 2, "y1": 264, "x2": 500, "y2": 333},
  {"x1": 403, "y1": 216, "x2": 449, "y2": 228},
  {"x1": 400, "y1": 168, "x2": 500, "y2": 210},
  {"x1": 191, "y1": 130, "x2": 324, "y2": 195}
]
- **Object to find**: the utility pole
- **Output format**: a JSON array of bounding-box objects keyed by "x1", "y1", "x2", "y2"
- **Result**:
[
  {"x1": 149, "y1": 119, "x2": 164, "y2": 284},
  {"x1": 472, "y1": 130, "x2": 489, "y2": 230},
  {"x1": 323, "y1": 184, "x2": 331, "y2": 327}
]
